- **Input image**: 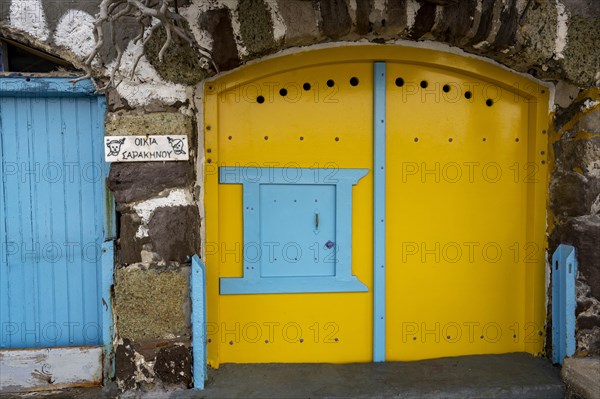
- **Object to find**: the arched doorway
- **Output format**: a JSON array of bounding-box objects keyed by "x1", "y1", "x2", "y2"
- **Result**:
[{"x1": 202, "y1": 45, "x2": 550, "y2": 366}]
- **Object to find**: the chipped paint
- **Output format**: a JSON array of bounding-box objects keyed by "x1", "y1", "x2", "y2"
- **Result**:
[
  {"x1": 133, "y1": 189, "x2": 193, "y2": 224},
  {"x1": 553, "y1": 0, "x2": 569, "y2": 60},
  {"x1": 581, "y1": 99, "x2": 600, "y2": 111},
  {"x1": 0, "y1": 347, "x2": 102, "y2": 392},
  {"x1": 136, "y1": 225, "x2": 149, "y2": 239},
  {"x1": 54, "y1": 9, "x2": 96, "y2": 58}
]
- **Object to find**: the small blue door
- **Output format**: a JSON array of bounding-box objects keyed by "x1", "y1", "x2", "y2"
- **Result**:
[{"x1": 0, "y1": 78, "x2": 110, "y2": 350}]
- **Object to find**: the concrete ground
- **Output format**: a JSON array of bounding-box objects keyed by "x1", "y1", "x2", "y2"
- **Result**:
[
  {"x1": 1, "y1": 353, "x2": 564, "y2": 398},
  {"x1": 561, "y1": 356, "x2": 600, "y2": 399},
  {"x1": 201, "y1": 353, "x2": 564, "y2": 399}
]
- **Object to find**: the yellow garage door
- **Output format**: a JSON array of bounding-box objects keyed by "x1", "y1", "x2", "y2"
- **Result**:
[{"x1": 204, "y1": 46, "x2": 549, "y2": 367}]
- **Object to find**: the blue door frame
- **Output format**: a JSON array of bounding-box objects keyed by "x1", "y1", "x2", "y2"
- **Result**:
[{"x1": 0, "y1": 77, "x2": 115, "y2": 380}]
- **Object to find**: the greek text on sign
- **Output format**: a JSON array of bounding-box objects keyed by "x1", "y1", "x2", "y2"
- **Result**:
[{"x1": 105, "y1": 135, "x2": 189, "y2": 162}]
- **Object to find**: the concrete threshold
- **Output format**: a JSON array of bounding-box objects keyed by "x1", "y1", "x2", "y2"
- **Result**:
[{"x1": 202, "y1": 353, "x2": 564, "y2": 399}]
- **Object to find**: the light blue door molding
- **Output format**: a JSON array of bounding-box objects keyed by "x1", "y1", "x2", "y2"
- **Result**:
[
  {"x1": 552, "y1": 244, "x2": 578, "y2": 365},
  {"x1": 219, "y1": 166, "x2": 368, "y2": 294},
  {"x1": 191, "y1": 255, "x2": 207, "y2": 390}
]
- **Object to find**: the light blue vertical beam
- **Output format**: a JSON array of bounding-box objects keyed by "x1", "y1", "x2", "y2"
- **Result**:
[
  {"x1": 101, "y1": 240, "x2": 115, "y2": 381},
  {"x1": 552, "y1": 244, "x2": 577, "y2": 365},
  {"x1": 191, "y1": 255, "x2": 207, "y2": 390},
  {"x1": 0, "y1": 98, "x2": 8, "y2": 349},
  {"x1": 373, "y1": 62, "x2": 387, "y2": 362}
]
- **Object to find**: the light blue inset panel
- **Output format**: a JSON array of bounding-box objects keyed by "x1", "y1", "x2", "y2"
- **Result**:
[
  {"x1": 219, "y1": 167, "x2": 368, "y2": 294},
  {"x1": 552, "y1": 244, "x2": 577, "y2": 365},
  {"x1": 373, "y1": 62, "x2": 387, "y2": 362},
  {"x1": 191, "y1": 255, "x2": 207, "y2": 390},
  {"x1": 260, "y1": 184, "x2": 336, "y2": 277}
]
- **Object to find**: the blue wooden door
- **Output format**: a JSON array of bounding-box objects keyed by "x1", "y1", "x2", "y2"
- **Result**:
[{"x1": 0, "y1": 79, "x2": 109, "y2": 350}]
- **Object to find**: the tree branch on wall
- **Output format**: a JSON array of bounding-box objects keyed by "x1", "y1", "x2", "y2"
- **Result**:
[{"x1": 79, "y1": 0, "x2": 216, "y2": 89}]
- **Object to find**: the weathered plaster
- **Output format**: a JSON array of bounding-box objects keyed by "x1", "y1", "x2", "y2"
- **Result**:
[
  {"x1": 114, "y1": 265, "x2": 191, "y2": 341},
  {"x1": 105, "y1": 111, "x2": 193, "y2": 136}
]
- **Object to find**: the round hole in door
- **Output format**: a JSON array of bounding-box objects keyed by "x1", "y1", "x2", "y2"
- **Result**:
[
  {"x1": 395, "y1": 78, "x2": 404, "y2": 87},
  {"x1": 303, "y1": 83, "x2": 311, "y2": 91},
  {"x1": 443, "y1": 84, "x2": 450, "y2": 93},
  {"x1": 465, "y1": 91, "x2": 472, "y2": 99},
  {"x1": 486, "y1": 99, "x2": 494, "y2": 107},
  {"x1": 420, "y1": 80, "x2": 428, "y2": 88},
  {"x1": 279, "y1": 88, "x2": 288, "y2": 96},
  {"x1": 414, "y1": 137, "x2": 419, "y2": 142},
  {"x1": 350, "y1": 77, "x2": 359, "y2": 86},
  {"x1": 257, "y1": 95, "x2": 265, "y2": 104},
  {"x1": 327, "y1": 79, "x2": 335, "y2": 87}
]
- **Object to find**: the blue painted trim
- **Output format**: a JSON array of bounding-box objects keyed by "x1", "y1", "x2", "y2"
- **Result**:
[
  {"x1": 101, "y1": 240, "x2": 115, "y2": 381},
  {"x1": 221, "y1": 276, "x2": 367, "y2": 294},
  {"x1": 191, "y1": 255, "x2": 207, "y2": 390},
  {"x1": 373, "y1": 62, "x2": 387, "y2": 362},
  {"x1": 220, "y1": 167, "x2": 368, "y2": 185},
  {"x1": 552, "y1": 244, "x2": 577, "y2": 365},
  {"x1": 219, "y1": 167, "x2": 368, "y2": 295},
  {"x1": 0, "y1": 77, "x2": 97, "y2": 97}
]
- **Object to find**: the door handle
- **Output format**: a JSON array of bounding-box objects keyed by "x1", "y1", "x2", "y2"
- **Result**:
[{"x1": 315, "y1": 211, "x2": 319, "y2": 231}]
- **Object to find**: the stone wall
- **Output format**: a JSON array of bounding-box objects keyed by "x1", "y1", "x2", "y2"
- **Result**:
[
  {"x1": 1, "y1": 0, "x2": 599, "y2": 393},
  {"x1": 550, "y1": 87, "x2": 600, "y2": 356}
]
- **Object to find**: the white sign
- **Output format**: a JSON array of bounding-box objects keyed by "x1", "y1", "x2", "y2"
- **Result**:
[{"x1": 104, "y1": 135, "x2": 189, "y2": 162}]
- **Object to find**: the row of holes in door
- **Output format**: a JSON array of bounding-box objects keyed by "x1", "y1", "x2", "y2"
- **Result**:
[
  {"x1": 209, "y1": 139, "x2": 546, "y2": 165},
  {"x1": 219, "y1": 135, "x2": 527, "y2": 143},
  {"x1": 255, "y1": 77, "x2": 496, "y2": 106}
]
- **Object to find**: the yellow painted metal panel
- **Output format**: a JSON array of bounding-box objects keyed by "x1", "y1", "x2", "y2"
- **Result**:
[
  {"x1": 206, "y1": 62, "x2": 375, "y2": 365},
  {"x1": 384, "y1": 62, "x2": 548, "y2": 360},
  {"x1": 204, "y1": 45, "x2": 549, "y2": 366}
]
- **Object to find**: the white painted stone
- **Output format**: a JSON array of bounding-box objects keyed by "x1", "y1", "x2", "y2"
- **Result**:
[
  {"x1": 133, "y1": 189, "x2": 194, "y2": 225},
  {"x1": 266, "y1": 0, "x2": 287, "y2": 42},
  {"x1": 104, "y1": 135, "x2": 189, "y2": 163},
  {"x1": 553, "y1": 0, "x2": 569, "y2": 60},
  {"x1": 0, "y1": 346, "x2": 102, "y2": 392},
  {"x1": 54, "y1": 10, "x2": 96, "y2": 58},
  {"x1": 106, "y1": 39, "x2": 188, "y2": 107},
  {"x1": 406, "y1": 0, "x2": 421, "y2": 30},
  {"x1": 9, "y1": 0, "x2": 49, "y2": 41},
  {"x1": 136, "y1": 225, "x2": 150, "y2": 239}
]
